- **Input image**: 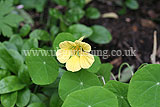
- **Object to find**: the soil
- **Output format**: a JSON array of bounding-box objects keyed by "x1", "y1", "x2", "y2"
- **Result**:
[
  {"x1": 22, "y1": 0, "x2": 160, "y2": 74},
  {"x1": 81, "y1": 0, "x2": 160, "y2": 74},
  {"x1": 2, "y1": 0, "x2": 160, "y2": 75}
]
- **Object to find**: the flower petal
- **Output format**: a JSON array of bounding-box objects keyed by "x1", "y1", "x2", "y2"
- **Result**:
[
  {"x1": 75, "y1": 40, "x2": 91, "y2": 52},
  {"x1": 78, "y1": 36, "x2": 85, "y2": 41},
  {"x1": 81, "y1": 42, "x2": 91, "y2": 52},
  {"x1": 80, "y1": 52, "x2": 94, "y2": 69},
  {"x1": 56, "y1": 49, "x2": 71, "y2": 63},
  {"x1": 59, "y1": 41, "x2": 76, "y2": 49},
  {"x1": 66, "y1": 55, "x2": 81, "y2": 72}
]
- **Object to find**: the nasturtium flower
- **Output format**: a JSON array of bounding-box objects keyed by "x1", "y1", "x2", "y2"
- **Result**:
[{"x1": 56, "y1": 36, "x2": 94, "y2": 72}]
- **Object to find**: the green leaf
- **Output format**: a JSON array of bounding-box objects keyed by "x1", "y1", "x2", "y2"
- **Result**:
[
  {"x1": 20, "y1": 24, "x2": 31, "y2": 37},
  {"x1": 41, "y1": 87, "x2": 55, "y2": 97},
  {"x1": 0, "y1": 43, "x2": 24, "y2": 74},
  {"x1": 17, "y1": 9, "x2": 34, "y2": 25},
  {"x1": 29, "y1": 29, "x2": 50, "y2": 41},
  {"x1": 0, "y1": 0, "x2": 13, "y2": 16},
  {"x1": 16, "y1": 88, "x2": 31, "y2": 107},
  {"x1": 65, "y1": 7, "x2": 85, "y2": 23},
  {"x1": 118, "y1": 7, "x2": 127, "y2": 15},
  {"x1": 3, "y1": 41, "x2": 18, "y2": 51},
  {"x1": 21, "y1": 38, "x2": 38, "y2": 51},
  {"x1": 89, "y1": 25, "x2": 112, "y2": 44},
  {"x1": 52, "y1": 0, "x2": 67, "y2": 6},
  {"x1": 29, "y1": 93, "x2": 41, "y2": 104},
  {"x1": 0, "y1": 0, "x2": 23, "y2": 37},
  {"x1": 62, "y1": 86, "x2": 118, "y2": 107},
  {"x1": 18, "y1": 64, "x2": 31, "y2": 85},
  {"x1": 88, "y1": 56, "x2": 101, "y2": 73},
  {"x1": 50, "y1": 25, "x2": 59, "y2": 37},
  {"x1": 86, "y1": 7, "x2": 101, "y2": 19},
  {"x1": 28, "y1": 102, "x2": 46, "y2": 107},
  {"x1": 104, "y1": 80, "x2": 130, "y2": 107},
  {"x1": 50, "y1": 90, "x2": 63, "y2": 107},
  {"x1": 9, "y1": 34, "x2": 23, "y2": 51},
  {"x1": 1, "y1": 92, "x2": 17, "y2": 107},
  {"x1": 3, "y1": 14, "x2": 23, "y2": 27},
  {"x1": 59, "y1": 70, "x2": 102, "y2": 101},
  {"x1": 0, "y1": 22, "x2": 12, "y2": 37},
  {"x1": 0, "y1": 76, "x2": 25, "y2": 94},
  {"x1": 97, "y1": 63, "x2": 113, "y2": 83},
  {"x1": 60, "y1": 20, "x2": 68, "y2": 32},
  {"x1": 125, "y1": 0, "x2": 139, "y2": 10},
  {"x1": 53, "y1": 32, "x2": 76, "y2": 50},
  {"x1": 49, "y1": 8, "x2": 62, "y2": 19},
  {"x1": 20, "y1": 0, "x2": 47, "y2": 12},
  {"x1": 68, "y1": 24, "x2": 93, "y2": 39},
  {"x1": 128, "y1": 64, "x2": 160, "y2": 107},
  {"x1": 68, "y1": 0, "x2": 85, "y2": 8},
  {"x1": 0, "y1": 69, "x2": 10, "y2": 80},
  {"x1": 26, "y1": 48, "x2": 59, "y2": 85},
  {"x1": 119, "y1": 65, "x2": 134, "y2": 82},
  {"x1": 36, "y1": 93, "x2": 48, "y2": 103}
]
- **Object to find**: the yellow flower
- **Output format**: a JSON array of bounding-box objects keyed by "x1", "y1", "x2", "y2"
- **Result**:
[{"x1": 56, "y1": 36, "x2": 94, "y2": 72}]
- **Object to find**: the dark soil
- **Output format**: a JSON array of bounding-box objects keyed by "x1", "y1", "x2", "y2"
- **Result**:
[
  {"x1": 6, "y1": 0, "x2": 159, "y2": 75},
  {"x1": 81, "y1": 0, "x2": 160, "y2": 73},
  {"x1": 28, "y1": 0, "x2": 160, "y2": 74}
]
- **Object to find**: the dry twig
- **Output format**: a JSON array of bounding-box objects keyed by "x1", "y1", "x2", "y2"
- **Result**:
[{"x1": 150, "y1": 31, "x2": 157, "y2": 64}]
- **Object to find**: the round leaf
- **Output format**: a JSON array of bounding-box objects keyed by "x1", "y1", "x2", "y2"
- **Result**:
[
  {"x1": 28, "y1": 102, "x2": 46, "y2": 107},
  {"x1": 9, "y1": 34, "x2": 23, "y2": 50},
  {"x1": 29, "y1": 93, "x2": 41, "y2": 104},
  {"x1": 16, "y1": 88, "x2": 31, "y2": 107},
  {"x1": 59, "y1": 70, "x2": 102, "y2": 101},
  {"x1": 50, "y1": 91, "x2": 63, "y2": 107},
  {"x1": 22, "y1": 38, "x2": 38, "y2": 50},
  {"x1": 1, "y1": 92, "x2": 17, "y2": 107},
  {"x1": 36, "y1": 93, "x2": 48, "y2": 103},
  {"x1": 53, "y1": 32, "x2": 76, "y2": 50},
  {"x1": 53, "y1": 0, "x2": 67, "y2": 6},
  {"x1": 29, "y1": 29, "x2": 50, "y2": 41},
  {"x1": 88, "y1": 56, "x2": 101, "y2": 73},
  {"x1": 18, "y1": 64, "x2": 31, "y2": 85},
  {"x1": 50, "y1": 25, "x2": 59, "y2": 37},
  {"x1": 49, "y1": 8, "x2": 62, "y2": 19},
  {"x1": 20, "y1": 24, "x2": 31, "y2": 37},
  {"x1": 97, "y1": 63, "x2": 113, "y2": 83},
  {"x1": 68, "y1": 24, "x2": 93, "y2": 39},
  {"x1": 104, "y1": 80, "x2": 130, "y2": 107},
  {"x1": 0, "y1": 76, "x2": 25, "y2": 94},
  {"x1": 0, "y1": 44, "x2": 24, "y2": 74},
  {"x1": 86, "y1": 7, "x2": 101, "y2": 19},
  {"x1": 3, "y1": 41, "x2": 18, "y2": 51},
  {"x1": 26, "y1": 48, "x2": 59, "y2": 85},
  {"x1": 125, "y1": 0, "x2": 139, "y2": 10},
  {"x1": 68, "y1": 0, "x2": 85, "y2": 8},
  {"x1": 128, "y1": 64, "x2": 160, "y2": 107},
  {"x1": 62, "y1": 86, "x2": 118, "y2": 107},
  {"x1": 20, "y1": 0, "x2": 46, "y2": 12},
  {"x1": 65, "y1": 7, "x2": 85, "y2": 23},
  {"x1": 89, "y1": 25, "x2": 112, "y2": 44},
  {"x1": 0, "y1": 69, "x2": 10, "y2": 80}
]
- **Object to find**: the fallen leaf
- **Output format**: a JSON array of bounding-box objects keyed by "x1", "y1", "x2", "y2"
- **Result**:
[
  {"x1": 102, "y1": 12, "x2": 119, "y2": 19},
  {"x1": 141, "y1": 19, "x2": 156, "y2": 28},
  {"x1": 85, "y1": 0, "x2": 92, "y2": 4},
  {"x1": 119, "y1": 65, "x2": 135, "y2": 82}
]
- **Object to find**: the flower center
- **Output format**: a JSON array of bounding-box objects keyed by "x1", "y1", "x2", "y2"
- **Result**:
[{"x1": 72, "y1": 45, "x2": 82, "y2": 56}]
